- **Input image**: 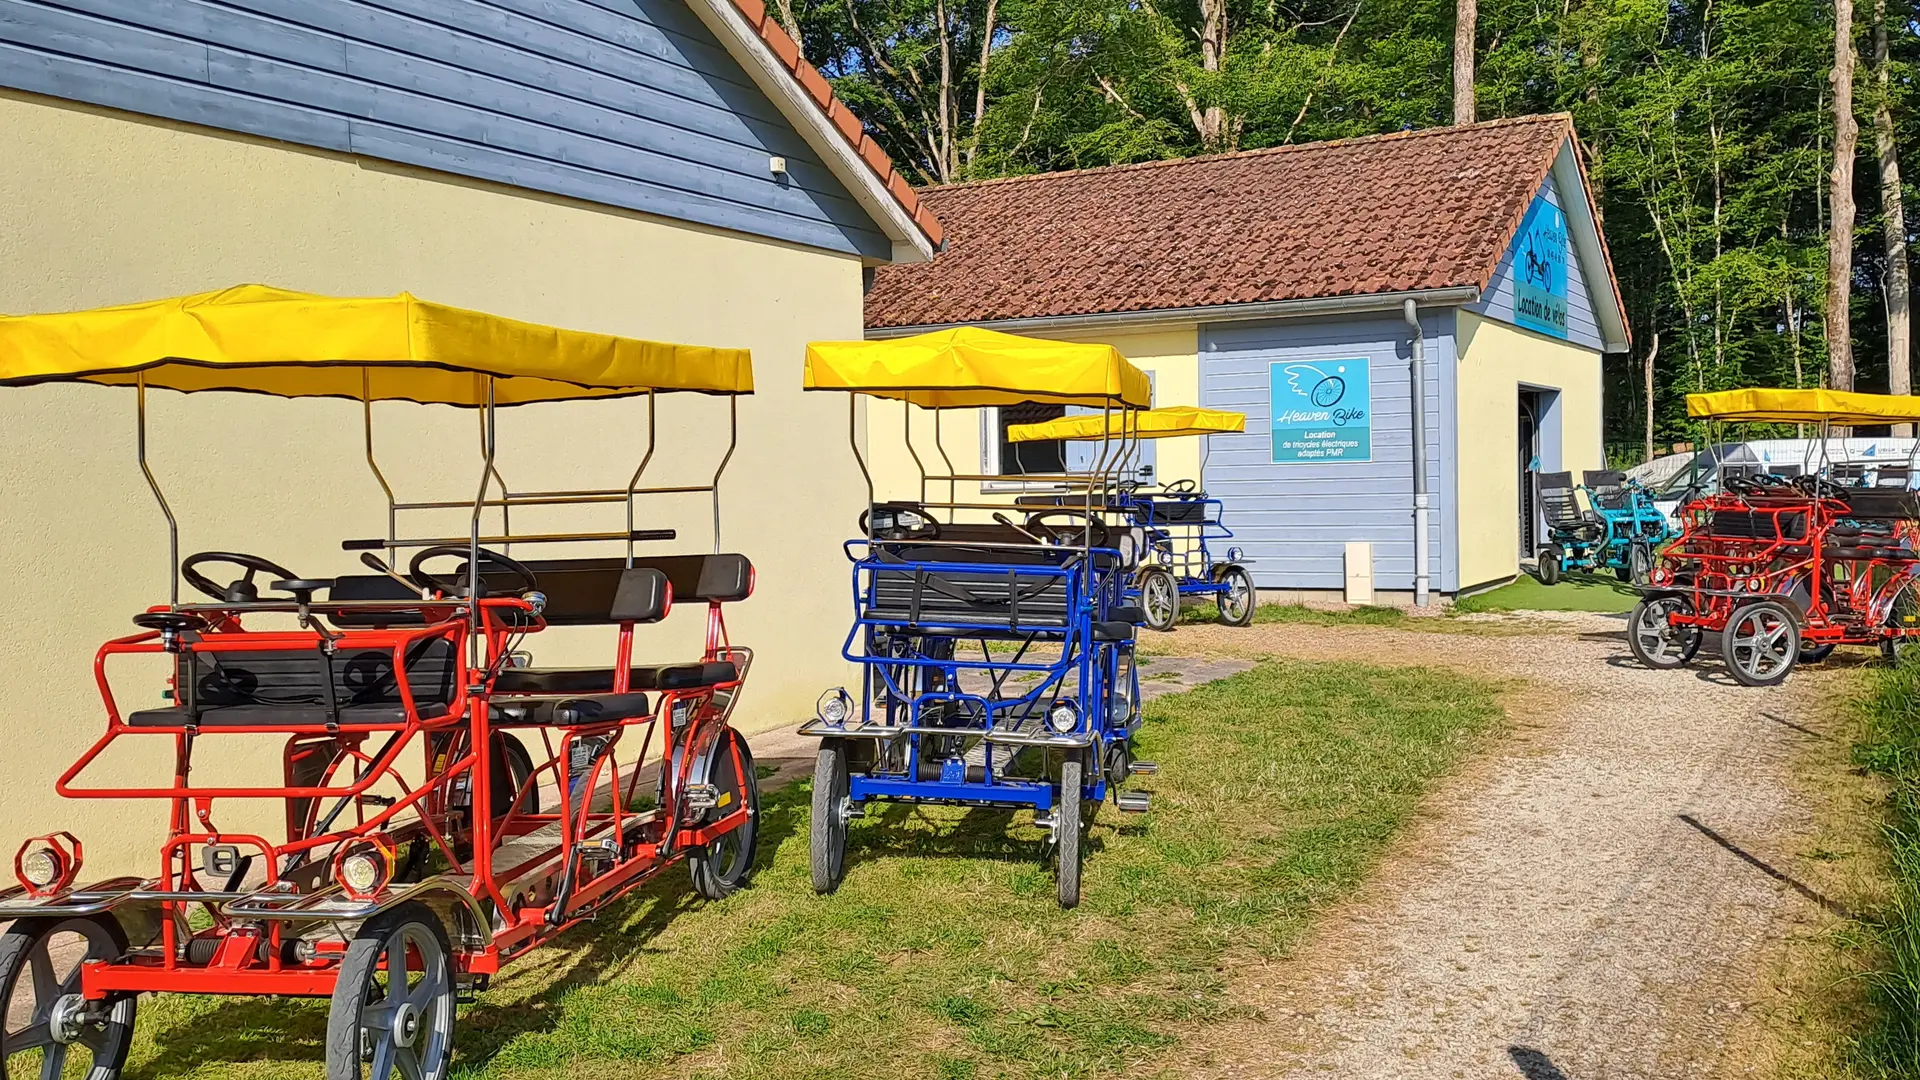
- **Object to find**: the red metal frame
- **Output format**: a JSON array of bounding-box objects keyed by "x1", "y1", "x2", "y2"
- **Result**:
[
  {"x1": 20, "y1": 583, "x2": 755, "y2": 1002},
  {"x1": 1652, "y1": 486, "x2": 1920, "y2": 644}
]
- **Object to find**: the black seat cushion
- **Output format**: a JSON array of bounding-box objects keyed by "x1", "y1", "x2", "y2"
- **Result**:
[
  {"x1": 492, "y1": 693, "x2": 652, "y2": 727},
  {"x1": 127, "y1": 637, "x2": 458, "y2": 729},
  {"x1": 492, "y1": 662, "x2": 738, "y2": 695}
]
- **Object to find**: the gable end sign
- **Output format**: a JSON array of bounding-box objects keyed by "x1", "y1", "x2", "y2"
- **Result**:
[
  {"x1": 1270, "y1": 359, "x2": 1371, "y2": 463},
  {"x1": 1513, "y1": 196, "x2": 1570, "y2": 339}
]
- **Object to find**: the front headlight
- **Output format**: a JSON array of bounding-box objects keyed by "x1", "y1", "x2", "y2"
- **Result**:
[
  {"x1": 19, "y1": 848, "x2": 59, "y2": 889},
  {"x1": 1225, "y1": 547, "x2": 1245, "y2": 563},
  {"x1": 817, "y1": 688, "x2": 852, "y2": 726},
  {"x1": 1047, "y1": 701, "x2": 1079, "y2": 735},
  {"x1": 14, "y1": 833, "x2": 81, "y2": 897},
  {"x1": 1157, "y1": 548, "x2": 1175, "y2": 566},
  {"x1": 332, "y1": 839, "x2": 394, "y2": 900}
]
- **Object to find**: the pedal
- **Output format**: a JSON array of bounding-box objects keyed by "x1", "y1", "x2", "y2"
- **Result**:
[
  {"x1": 1032, "y1": 811, "x2": 1055, "y2": 830},
  {"x1": 1127, "y1": 761, "x2": 1159, "y2": 776},
  {"x1": 1115, "y1": 791, "x2": 1151, "y2": 813},
  {"x1": 683, "y1": 784, "x2": 720, "y2": 811},
  {"x1": 574, "y1": 837, "x2": 620, "y2": 865}
]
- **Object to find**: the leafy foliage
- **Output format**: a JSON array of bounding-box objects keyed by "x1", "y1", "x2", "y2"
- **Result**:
[{"x1": 790, "y1": 0, "x2": 1920, "y2": 445}]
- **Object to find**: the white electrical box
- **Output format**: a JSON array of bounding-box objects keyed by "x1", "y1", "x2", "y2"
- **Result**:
[{"x1": 1344, "y1": 542, "x2": 1374, "y2": 605}]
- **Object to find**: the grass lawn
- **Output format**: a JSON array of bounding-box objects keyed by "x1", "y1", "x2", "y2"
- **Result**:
[
  {"x1": 1452, "y1": 572, "x2": 1639, "y2": 615},
  {"x1": 116, "y1": 660, "x2": 1506, "y2": 1080}
]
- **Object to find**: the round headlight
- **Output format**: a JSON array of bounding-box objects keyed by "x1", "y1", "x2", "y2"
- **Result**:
[
  {"x1": 818, "y1": 688, "x2": 852, "y2": 726},
  {"x1": 1157, "y1": 548, "x2": 1175, "y2": 566},
  {"x1": 19, "y1": 847, "x2": 59, "y2": 889},
  {"x1": 1046, "y1": 701, "x2": 1079, "y2": 735},
  {"x1": 339, "y1": 851, "x2": 384, "y2": 895},
  {"x1": 1652, "y1": 568, "x2": 1670, "y2": 585},
  {"x1": 1748, "y1": 577, "x2": 1765, "y2": 592},
  {"x1": 1226, "y1": 547, "x2": 1245, "y2": 563}
]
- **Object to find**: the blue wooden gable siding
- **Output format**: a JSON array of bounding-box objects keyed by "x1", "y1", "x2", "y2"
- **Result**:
[
  {"x1": 0, "y1": 0, "x2": 893, "y2": 259},
  {"x1": 1467, "y1": 171, "x2": 1607, "y2": 352},
  {"x1": 1199, "y1": 312, "x2": 1458, "y2": 594}
]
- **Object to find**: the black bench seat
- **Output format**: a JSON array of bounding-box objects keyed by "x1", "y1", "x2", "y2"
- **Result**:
[
  {"x1": 127, "y1": 638, "x2": 458, "y2": 729},
  {"x1": 492, "y1": 662, "x2": 739, "y2": 695},
  {"x1": 492, "y1": 692, "x2": 652, "y2": 727}
]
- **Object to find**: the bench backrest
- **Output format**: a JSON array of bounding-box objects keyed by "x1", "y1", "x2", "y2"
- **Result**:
[
  {"x1": 1839, "y1": 487, "x2": 1920, "y2": 521},
  {"x1": 1537, "y1": 472, "x2": 1583, "y2": 526},
  {"x1": 1582, "y1": 470, "x2": 1630, "y2": 511},
  {"x1": 327, "y1": 554, "x2": 751, "y2": 629},
  {"x1": 180, "y1": 636, "x2": 458, "y2": 710},
  {"x1": 1707, "y1": 507, "x2": 1808, "y2": 540},
  {"x1": 864, "y1": 556, "x2": 1075, "y2": 629}
]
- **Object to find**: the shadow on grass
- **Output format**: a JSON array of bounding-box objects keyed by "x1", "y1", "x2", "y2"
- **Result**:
[{"x1": 131, "y1": 776, "x2": 809, "y2": 1078}]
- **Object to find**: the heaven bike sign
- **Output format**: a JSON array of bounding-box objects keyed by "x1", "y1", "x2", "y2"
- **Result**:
[{"x1": 1269, "y1": 358, "x2": 1372, "y2": 464}]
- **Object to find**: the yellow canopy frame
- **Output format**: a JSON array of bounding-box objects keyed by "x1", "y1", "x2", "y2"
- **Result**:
[
  {"x1": 1006, "y1": 406, "x2": 1246, "y2": 443},
  {"x1": 0, "y1": 284, "x2": 753, "y2": 405},
  {"x1": 803, "y1": 326, "x2": 1151, "y2": 408},
  {"x1": 1687, "y1": 388, "x2": 1920, "y2": 425}
]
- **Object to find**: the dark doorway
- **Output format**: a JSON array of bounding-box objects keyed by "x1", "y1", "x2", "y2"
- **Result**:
[{"x1": 1518, "y1": 392, "x2": 1542, "y2": 557}]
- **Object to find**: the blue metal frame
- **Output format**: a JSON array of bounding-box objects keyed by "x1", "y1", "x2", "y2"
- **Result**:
[
  {"x1": 801, "y1": 537, "x2": 1140, "y2": 812},
  {"x1": 1126, "y1": 489, "x2": 1248, "y2": 599}
]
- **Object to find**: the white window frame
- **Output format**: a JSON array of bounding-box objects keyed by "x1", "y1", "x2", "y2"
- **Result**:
[{"x1": 980, "y1": 408, "x2": 1070, "y2": 492}]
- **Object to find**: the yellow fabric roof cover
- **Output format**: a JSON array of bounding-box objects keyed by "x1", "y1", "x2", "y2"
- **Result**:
[
  {"x1": 803, "y1": 326, "x2": 1151, "y2": 407},
  {"x1": 1006, "y1": 406, "x2": 1247, "y2": 442},
  {"x1": 0, "y1": 284, "x2": 753, "y2": 405},
  {"x1": 1687, "y1": 388, "x2": 1920, "y2": 424}
]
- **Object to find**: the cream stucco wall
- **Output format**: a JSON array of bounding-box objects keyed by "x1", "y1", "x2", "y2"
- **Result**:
[
  {"x1": 1453, "y1": 309, "x2": 1606, "y2": 592},
  {"x1": 865, "y1": 325, "x2": 1201, "y2": 506},
  {"x1": 0, "y1": 90, "x2": 871, "y2": 869}
]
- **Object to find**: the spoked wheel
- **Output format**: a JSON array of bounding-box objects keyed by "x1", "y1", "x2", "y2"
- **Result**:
[
  {"x1": 325, "y1": 903, "x2": 455, "y2": 1080},
  {"x1": 688, "y1": 729, "x2": 761, "y2": 901},
  {"x1": 0, "y1": 917, "x2": 136, "y2": 1080},
  {"x1": 1216, "y1": 565, "x2": 1256, "y2": 627},
  {"x1": 1537, "y1": 546, "x2": 1564, "y2": 586},
  {"x1": 810, "y1": 739, "x2": 852, "y2": 895},
  {"x1": 1139, "y1": 568, "x2": 1179, "y2": 632},
  {"x1": 1053, "y1": 755, "x2": 1086, "y2": 910},
  {"x1": 1722, "y1": 601, "x2": 1801, "y2": 687},
  {"x1": 1627, "y1": 596, "x2": 1702, "y2": 669}
]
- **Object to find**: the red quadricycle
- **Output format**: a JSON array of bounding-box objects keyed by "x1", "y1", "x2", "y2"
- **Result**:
[
  {"x1": 0, "y1": 286, "x2": 760, "y2": 1079},
  {"x1": 1628, "y1": 388, "x2": 1920, "y2": 686}
]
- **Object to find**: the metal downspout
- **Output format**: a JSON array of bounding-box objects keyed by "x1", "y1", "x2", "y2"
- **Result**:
[{"x1": 1403, "y1": 300, "x2": 1431, "y2": 607}]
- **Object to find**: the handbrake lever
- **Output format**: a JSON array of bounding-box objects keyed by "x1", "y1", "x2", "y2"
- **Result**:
[{"x1": 361, "y1": 552, "x2": 430, "y2": 598}]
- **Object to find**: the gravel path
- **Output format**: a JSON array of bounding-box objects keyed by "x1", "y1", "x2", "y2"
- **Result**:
[{"x1": 1163, "y1": 611, "x2": 1850, "y2": 1080}]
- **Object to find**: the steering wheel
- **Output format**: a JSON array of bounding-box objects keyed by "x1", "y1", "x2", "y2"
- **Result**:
[
  {"x1": 1163, "y1": 478, "x2": 1198, "y2": 494},
  {"x1": 1023, "y1": 508, "x2": 1112, "y2": 549},
  {"x1": 1723, "y1": 475, "x2": 1765, "y2": 497},
  {"x1": 408, "y1": 546, "x2": 539, "y2": 598},
  {"x1": 181, "y1": 552, "x2": 302, "y2": 603},
  {"x1": 859, "y1": 502, "x2": 941, "y2": 542}
]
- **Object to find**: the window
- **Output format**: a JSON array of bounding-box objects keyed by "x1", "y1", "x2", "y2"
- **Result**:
[{"x1": 983, "y1": 403, "x2": 1067, "y2": 479}]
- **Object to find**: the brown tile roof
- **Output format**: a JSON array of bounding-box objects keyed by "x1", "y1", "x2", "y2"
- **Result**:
[
  {"x1": 865, "y1": 115, "x2": 1603, "y2": 328},
  {"x1": 722, "y1": 0, "x2": 943, "y2": 248}
]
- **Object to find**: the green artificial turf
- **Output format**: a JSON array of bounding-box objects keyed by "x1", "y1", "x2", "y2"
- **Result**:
[{"x1": 1451, "y1": 571, "x2": 1640, "y2": 614}]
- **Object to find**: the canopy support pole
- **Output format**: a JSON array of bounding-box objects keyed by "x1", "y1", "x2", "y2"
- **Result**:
[
  {"x1": 362, "y1": 371, "x2": 399, "y2": 554},
  {"x1": 848, "y1": 396, "x2": 875, "y2": 532},
  {"x1": 136, "y1": 375, "x2": 180, "y2": 609},
  {"x1": 625, "y1": 390, "x2": 657, "y2": 567},
  {"x1": 479, "y1": 408, "x2": 511, "y2": 553},
  {"x1": 932, "y1": 407, "x2": 956, "y2": 507},
  {"x1": 1404, "y1": 300, "x2": 1431, "y2": 607},
  {"x1": 469, "y1": 379, "x2": 497, "y2": 657},
  {"x1": 712, "y1": 396, "x2": 738, "y2": 552},
  {"x1": 903, "y1": 403, "x2": 927, "y2": 509}
]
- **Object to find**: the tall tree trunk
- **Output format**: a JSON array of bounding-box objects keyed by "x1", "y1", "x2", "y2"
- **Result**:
[
  {"x1": 1828, "y1": 0, "x2": 1859, "y2": 391},
  {"x1": 965, "y1": 0, "x2": 999, "y2": 171},
  {"x1": 1453, "y1": 0, "x2": 1477, "y2": 124},
  {"x1": 1644, "y1": 330, "x2": 1659, "y2": 462},
  {"x1": 1196, "y1": 0, "x2": 1230, "y2": 149},
  {"x1": 771, "y1": 0, "x2": 802, "y2": 50},
  {"x1": 935, "y1": 0, "x2": 953, "y2": 182},
  {"x1": 1875, "y1": 0, "x2": 1912, "y2": 426}
]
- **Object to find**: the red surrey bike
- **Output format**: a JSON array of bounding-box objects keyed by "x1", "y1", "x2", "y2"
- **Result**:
[
  {"x1": 1628, "y1": 388, "x2": 1920, "y2": 686},
  {"x1": 0, "y1": 286, "x2": 759, "y2": 1078}
]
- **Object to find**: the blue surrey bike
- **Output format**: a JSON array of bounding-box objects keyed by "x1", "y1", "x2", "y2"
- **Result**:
[
  {"x1": 797, "y1": 327, "x2": 1155, "y2": 908},
  {"x1": 1009, "y1": 406, "x2": 1254, "y2": 631},
  {"x1": 1536, "y1": 469, "x2": 1677, "y2": 585}
]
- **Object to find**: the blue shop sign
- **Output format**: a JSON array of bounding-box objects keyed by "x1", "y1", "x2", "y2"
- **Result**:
[
  {"x1": 1514, "y1": 196, "x2": 1569, "y2": 339},
  {"x1": 1270, "y1": 358, "x2": 1371, "y2": 464}
]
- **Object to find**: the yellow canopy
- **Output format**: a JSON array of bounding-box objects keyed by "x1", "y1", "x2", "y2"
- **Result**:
[
  {"x1": 0, "y1": 284, "x2": 753, "y2": 406},
  {"x1": 1006, "y1": 406, "x2": 1247, "y2": 442},
  {"x1": 1687, "y1": 388, "x2": 1920, "y2": 424},
  {"x1": 803, "y1": 326, "x2": 1151, "y2": 407}
]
